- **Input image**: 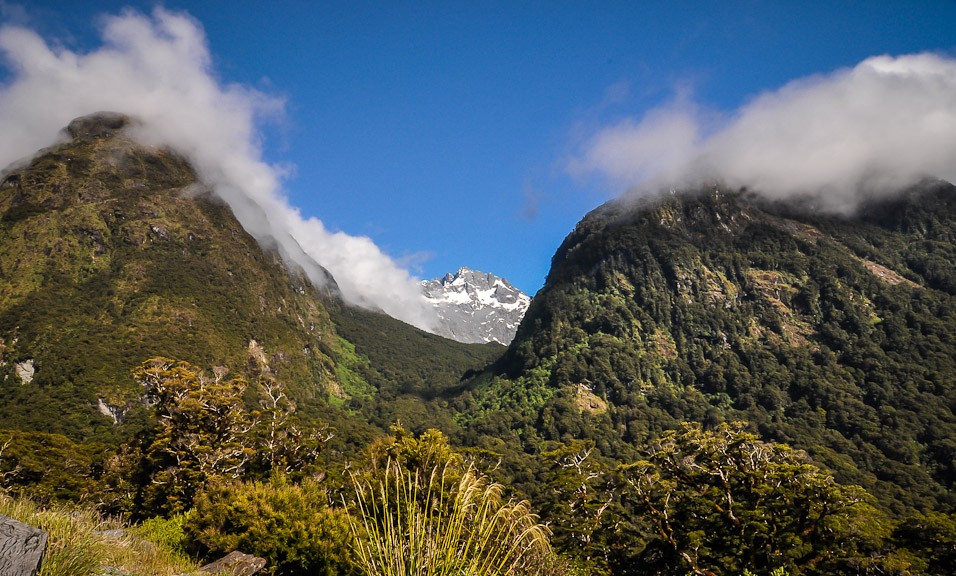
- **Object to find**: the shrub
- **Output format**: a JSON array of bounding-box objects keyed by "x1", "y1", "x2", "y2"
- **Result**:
[
  {"x1": 0, "y1": 493, "x2": 198, "y2": 576},
  {"x1": 133, "y1": 512, "x2": 191, "y2": 556},
  {"x1": 185, "y1": 474, "x2": 355, "y2": 576},
  {"x1": 0, "y1": 493, "x2": 107, "y2": 576}
]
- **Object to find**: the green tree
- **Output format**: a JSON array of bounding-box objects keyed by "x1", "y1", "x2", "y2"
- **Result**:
[
  {"x1": 0, "y1": 429, "x2": 106, "y2": 505},
  {"x1": 890, "y1": 512, "x2": 956, "y2": 575},
  {"x1": 247, "y1": 377, "x2": 334, "y2": 480},
  {"x1": 536, "y1": 440, "x2": 617, "y2": 574},
  {"x1": 130, "y1": 357, "x2": 332, "y2": 515},
  {"x1": 359, "y1": 424, "x2": 463, "y2": 479},
  {"x1": 134, "y1": 358, "x2": 255, "y2": 514},
  {"x1": 617, "y1": 422, "x2": 889, "y2": 575}
]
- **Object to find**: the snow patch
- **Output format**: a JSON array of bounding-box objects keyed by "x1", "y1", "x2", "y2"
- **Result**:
[{"x1": 421, "y1": 267, "x2": 531, "y2": 344}]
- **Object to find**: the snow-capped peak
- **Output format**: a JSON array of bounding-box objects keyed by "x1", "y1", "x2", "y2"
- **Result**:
[{"x1": 421, "y1": 267, "x2": 531, "y2": 344}]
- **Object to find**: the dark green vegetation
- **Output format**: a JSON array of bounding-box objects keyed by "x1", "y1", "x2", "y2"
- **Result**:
[
  {"x1": 0, "y1": 117, "x2": 341, "y2": 444},
  {"x1": 330, "y1": 300, "x2": 503, "y2": 431},
  {"x1": 465, "y1": 184, "x2": 956, "y2": 515},
  {"x1": 0, "y1": 115, "x2": 954, "y2": 574}
]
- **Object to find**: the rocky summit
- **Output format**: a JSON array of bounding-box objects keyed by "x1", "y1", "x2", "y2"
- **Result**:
[{"x1": 421, "y1": 267, "x2": 530, "y2": 344}]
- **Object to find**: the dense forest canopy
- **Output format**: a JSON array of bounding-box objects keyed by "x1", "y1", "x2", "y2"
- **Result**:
[{"x1": 472, "y1": 183, "x2": 956, "y2": 516}]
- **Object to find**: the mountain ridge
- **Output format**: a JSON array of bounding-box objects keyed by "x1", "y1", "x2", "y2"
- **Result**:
[
  {"x1": 0, "y1": 113, "x2": 349, "y2": 441},
  {"x1": 0, "y1": 113, "x2": 954, "y2": 574},
  {"x1": 0, "y1": 112, "x2": 506, "y2": 450},
  {"x1": 421, "y1": 266, "x2": 530, "y2": 344},
  {"x1": 470, "y1": 182, "x2": 956, "y2": 514}
]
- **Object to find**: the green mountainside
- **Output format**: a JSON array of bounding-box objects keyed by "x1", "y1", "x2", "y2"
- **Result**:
[
  {"x1": 329, "y1": 300, "x2": 503, "y2": 432},
  {"x1": 460, "y1": 183, "x2": 956, "y2": 515},
  {"x1": 1, "y1": 113, "x2": 955, "y2": 574},
  {"x1": 0, "y1": 114, "x2": 501, "y2": 453},
  {"x1": 0, "y1": 113, "x2": 351, "y2": 443}
]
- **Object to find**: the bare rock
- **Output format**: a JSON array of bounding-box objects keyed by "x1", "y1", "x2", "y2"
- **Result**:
[
  {"x1": 66, "y1": 112, "x2": 131, "y2": 140},
  {"x1": 14, "y1": 359, "x2": 33, "y2": 384},
  {"x1": 199, "y1": 551, "x2": 267, "y2": 576},
  {"x1": 0, "y1": 514, "x2": 48, "y2": 576},
  {"x1": 97, "y1": 398, "x2": 125, "y2": 424}
]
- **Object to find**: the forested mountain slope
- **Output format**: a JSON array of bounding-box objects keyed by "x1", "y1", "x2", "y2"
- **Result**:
[
  {"x1": 0, "y1": 113, "x2": 953, "y2": 575},
  {"x1": 0, "y1": 113, "x2": 508, "y2": 465},
  {"x1": 0, "y1": 114, "x2": 355, "y2": 444},
  {"x1": 462, "y1": 183, "x2": 956, "y2": 514},
  {"x1": 329, "y1": 298, "x2": 503, "y2": 432}
]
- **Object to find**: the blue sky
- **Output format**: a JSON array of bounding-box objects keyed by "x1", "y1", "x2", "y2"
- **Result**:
[{"x1": 6, "y1": 1, "x2": 956, "y2": 297}]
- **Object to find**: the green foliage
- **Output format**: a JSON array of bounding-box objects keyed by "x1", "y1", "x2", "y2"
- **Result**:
[
  {"x1": 743, "y1": 569, "x2": 788, "y2": 576},
  {"x1": 0, "y1": 131, "x2": 342, "y2": 444},
  {"x1": 890, "y1": 512, "x2": 956, "y2": 575},
  {"x1": 132, "y1": 512, "x2": 191, "y2": 556},
  {"x1": 0, "y1": 429, "x2": 107, "y2": 504},
  {"x1": 485, "y1": 184, "x2": 956, "y2": 515},
  {"x1": 360, "y1": 425, "x2": 462, "y2": 475},
  {"x1": 330, "y1": 301, "x2": 503, "y2": 432},
  {"x1": 463, "y1": 363, "x2": 556, "y2": 426},
  {"x1": 333, "y1": 336, "x2": 376, "y2": 403},
  {"x1": 0, "y1": 493, "x2": 199, "y2": 576},
  {"x1": 345, "y1": 426, "x2": 584, "y2": 575},
  {"x1": 534, "y1": 441, "x2": 618, "y2": 574},
  {"x1": 134, "y1": 357, "x2": 257, "y2": 514},
  {"x1": 185, "y1": 474, "x2": 355, "y2": 576},
  {"x1": 114, "y1": 358, "x2": 333, "y2": 517},
  {"x1": 246, "y1": 378, "x2": 335, "y2": 480},
  {"x1": 616, "y1": 422, "x2": 889, "y2": 575}
]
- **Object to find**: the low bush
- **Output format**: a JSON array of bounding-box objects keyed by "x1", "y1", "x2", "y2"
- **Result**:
[{"x1": 185, "y1": 474, "x2": 356, "y2": 576}]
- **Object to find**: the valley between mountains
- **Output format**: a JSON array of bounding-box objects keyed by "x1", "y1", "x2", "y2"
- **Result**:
[{"x1": 0, "y1": 114, "x2": 954, "y2": 575}]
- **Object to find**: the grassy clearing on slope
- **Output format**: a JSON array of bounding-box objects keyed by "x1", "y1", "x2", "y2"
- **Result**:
[{"x1": 0, "y1": 493, "x2": 200, "y2": 576}]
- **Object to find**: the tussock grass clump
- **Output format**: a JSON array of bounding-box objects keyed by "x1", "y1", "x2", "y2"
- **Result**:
[
  {"x1": 0, "y1": 493, "x2": 199, "y2": 576},
  {"x1": 348, "y1": 460, "x2": 554, "y2": 576},
  {"x1": 0, "y1": 494, "x2": 107, "y2": 576}
]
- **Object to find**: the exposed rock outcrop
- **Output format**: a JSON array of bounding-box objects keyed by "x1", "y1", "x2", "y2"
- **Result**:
[
  {"x1": 199, "y1": 551, "x2": 267, "y2": 575},
  {"x1": 0, "y1": 514, "x2": 48, "y2": 576},
  {"x1": 65, "y1": 112, "x2": 132, "y2": 140},
  {"x1": 14, "y1": 360, "x2": 33, "y2": 384}
]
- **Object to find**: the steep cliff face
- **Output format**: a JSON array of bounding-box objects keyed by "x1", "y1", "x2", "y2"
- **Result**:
[
  {"x1": 421, "y1": 267, "x2": 530, "y2": 344},
  {"x1": 0, "y1": 113, "x2": 344, "y2": 440},
  {"x1": 481, "y1": 183, "x2": 956, "y2": 512}
]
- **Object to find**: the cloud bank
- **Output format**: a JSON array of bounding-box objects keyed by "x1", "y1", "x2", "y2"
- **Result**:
[
  {"x1": 573, "y1": 53, "x2": 956, "y2": 211},
  {"x1": 0, "y1": 8, "x2": 437, "y2": 330}
]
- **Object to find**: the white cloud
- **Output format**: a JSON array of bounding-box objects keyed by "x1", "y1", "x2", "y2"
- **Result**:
[
  {"x1": 0, "y1": 7, "x2": 437, "y2": 331},
  {"x1": 568, "y1": 100, "x2": 702, "y2": 187},
  {"x1": 572, "y1": 53, "x2": 956, "y2": 212}
]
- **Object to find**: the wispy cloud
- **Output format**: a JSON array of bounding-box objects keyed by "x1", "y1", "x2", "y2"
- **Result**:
[
  {"x1": 572, "y1": 53, "x2": 956, "y2": 212},
  {"x1": 568, "y1": 95, "x2": 702, "y2": 188},
  {"x1": 0, "y1": 7, "x2": 437, "y2": 330}
]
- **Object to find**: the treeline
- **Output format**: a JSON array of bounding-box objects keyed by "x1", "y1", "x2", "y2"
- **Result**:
[{"x1": 2, "y1": 358, "x2": 954, "y2": 575}]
